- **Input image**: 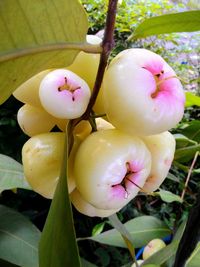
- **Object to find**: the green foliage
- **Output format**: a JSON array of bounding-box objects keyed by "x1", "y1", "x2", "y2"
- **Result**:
[
  {"x1": 39, "y1": 132, "x2": 81, "y2": 267},
  {"x1": 0, "y1": 154, "x2": 31, "y2": 193},
  {"x1": 0, "y1": 0, "x2": 88, "y2": 104},
  {"x1": 88, "y1": 216, "x2": 171, "y2": 248},
  {"x1": 131, "y1": 11, "x2": 200, "y2": 39},
  {"x1": 185, "y1": 243, "x2": 200, "y2": 267},
  {"x1": 0, "y1": 205, "x2": 40, "y2": 267},
  {"x1": 154, "y1": 189, "x2": 183, "y2": 203}
]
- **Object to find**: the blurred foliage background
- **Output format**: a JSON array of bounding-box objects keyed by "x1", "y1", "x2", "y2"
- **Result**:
[{"x1": 0, "y1": 0, "x2": 200, "y2": 266}]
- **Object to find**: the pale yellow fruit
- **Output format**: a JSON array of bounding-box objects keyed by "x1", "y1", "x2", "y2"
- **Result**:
[
  {"x1": 70, "y1": 189, "x2": 119, "y2": 217},
  {"x1": 142, "y1": 131, "x2": 175, "y2": 192},
  {"x1": 13, "y1": 70, "x2": 50, "y2": 108},
  {"x1": 142, "y1": 238, "x2": 166, "y2": 260},
  {"x1": 74, "y1": 129, "x2": 151, "y2": 210},
  {"x1": 67, "y1": 35, "x2": 105, "y2": 115},
  {"x1": 67, "y1": 35, "x2": 101, "y2": 90},
  {"x1": 17, "y1": 104, "x2": 56, "y2": 137},
  {"x1": 22, "y1": 133, "x2": 75, "y2": 199}
]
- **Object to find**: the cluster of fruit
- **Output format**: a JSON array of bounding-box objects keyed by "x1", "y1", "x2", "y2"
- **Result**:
[{"x1": 13, "y1": 35, "x2": 185, "y2": 217}]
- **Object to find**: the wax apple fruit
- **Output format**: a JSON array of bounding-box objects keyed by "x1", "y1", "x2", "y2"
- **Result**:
[
  {"x1": 22, "y1": 133, "x2": 75, "y2": 199},
  {"x1": 74, "y1": 129, "x2": 151, "y2": 210},
  {"x1": 39, "y1": 69, "x2": 91, "y2": 119},
  {"x1": 70, "y1": 189, "x2": 119, "y2": 217},
  {"x1": 13, "y1": 70, "x2": 50, "y2": 108},
  {"x1": 67, "y1": 35, "x2": 101, "y2": 90},
  {"x1": 142, "y1": 238, "x2": 166, "y2": 260},
  {"x1": 142, "y1": 131, "x2": 176, "y2": 192},
  {"x1": 103, "y1": 48, "x2": 185, "y2": 136},
  {"x1": 17, "y1": 104, "x2": 56, "y2": 137}
]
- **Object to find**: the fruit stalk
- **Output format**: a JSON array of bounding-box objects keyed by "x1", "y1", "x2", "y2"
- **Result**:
[{"x1": 82, "y1": 0, "x2": 118, "y2": 119}]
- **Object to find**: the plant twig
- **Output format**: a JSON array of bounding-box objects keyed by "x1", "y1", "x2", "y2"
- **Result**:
[
  {"x1": 82, "y1": 0, "x2": 118, "y2": 120},
  {"x1": 181, "y1": 151, "x2": 199, "y2": 201}
]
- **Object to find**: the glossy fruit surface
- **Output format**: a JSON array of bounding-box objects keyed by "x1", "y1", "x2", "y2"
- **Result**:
[
  {"x1": 74, "y1": 129, "x2": 151, "y2": 210},
  {"x1": 103, "y1": 48, "x2": 185, "y2": 136},
  {"x1": 17, "y1": 104, "x2": 56, "y2": 137},
  {"x1": 142, "y1": 131, "x2": 175, "y2": 192},
  {"x1": 70, "y1": 189, "x2": 119, "y2": 217},
  {"x1": 13, "y1": 70, "x2": 50, "y2": 108},
  {"x1": 39, "y1": 69, "x2": 91, "y2": 119},
  {"x1": 22, "y1": 133, "x2": 75, "y2": 199}
]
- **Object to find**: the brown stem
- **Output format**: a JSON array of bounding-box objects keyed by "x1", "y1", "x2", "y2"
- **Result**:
[
  {"x1": 68, "y1": 0, "x2": 118, "y2": 153},
  {"x1": 82, "y1": 0, "x2": 118, "y2": 120}
]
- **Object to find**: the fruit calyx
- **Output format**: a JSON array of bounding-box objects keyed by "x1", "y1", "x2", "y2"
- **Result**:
[
  {"x1": 112, "y1": 162, "x2": 142, "y2": 199},
  {"x1": 58, "y1": 77, "x2": 81, "y2": 93}
]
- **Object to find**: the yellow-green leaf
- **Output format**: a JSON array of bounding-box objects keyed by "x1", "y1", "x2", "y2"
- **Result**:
[
  {"x1": 131, "y1": 11, "x2": 200, "y2": 40},
  {"x1": 0, "y1": 0, "x2": 88, "y2": 104}
]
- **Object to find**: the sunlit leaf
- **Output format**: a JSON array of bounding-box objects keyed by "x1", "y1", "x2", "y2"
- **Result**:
[
  {"x1": 39, "y1": 126, "x2": 81, "y2": 267},
  {"x1": 0, "y1": 205, "x2": 40, "y2": 267},
  {"x1": 185, "y1": 92, "x2": 200, "y2": 107},
  {"x1": 81, "y1": 258, "x2": 98, "y2": 267},
  {"x1": 131, "y1": 11, "x2": 200, "y2": 39},
  {"x1": 92, "y1": 222, "x2": 106, "y2": 236},
  {"x1": 88, "y1": 216, "x2": 171, "y2": 248},
  {"x1": 0, "y1": 154, "x2": 31, "y2": 193},
  {"x1": 185, "y1": 242, "x2": 200, "y2": 267},
  {"x1": 0, "y1": 0, "x2": 88, "y2": 104},
  {"x1": 155, "y1": 189, "x2": 183, "y2": 203}
]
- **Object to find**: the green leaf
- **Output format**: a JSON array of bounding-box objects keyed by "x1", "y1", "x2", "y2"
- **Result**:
[
  {"x1": 0, "y1": 154, "x2": 31, "y2": 193},
  {"x1": 0, "y1": 205, "x2": 41, "y2": 267},
  {"x1": 166, "y1": 172, "x2": 180, "y2": 183},
  {"x1": 178, "y1": 120, "x2": 200, "y2": 143},
  {"x1": 155, "y1": 189, "x2": 183, "y2": 203},
  {"x1": 109, "y1": 214, "x2": 136, "y2": 260},
  {"x1": 0, "y1": 0, "x2": 88, "y2": 104},
  {"x1": 88, "y1": 216, "x2": 171, "y2": 248},
  {"x1": 185, "y1": 242, "x2": 200, "y2": 267},
  {"x1": 39, "y1": 128, "x2": 81, "y2": 267},
  {"x1": 92, "y1": 222, "x2": 106, "y2": 236},
  {"x1": 175, "y1": 144, "x2": 200, "y2": 163},
  {"x1": 174, "y1": 134, "x2": 197, "y2": 149},
  {"x1": 131, "y1": 11, "x2": 200, "y2": 39},
  {"x1": 185, "y1": 92, "x2": 200, "y2": 107}
]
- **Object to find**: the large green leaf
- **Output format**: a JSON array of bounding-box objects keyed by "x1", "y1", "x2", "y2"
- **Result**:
[
  {"x1": 154, "y1": 189, "x2": 183, "y2": 203},
  {"x1": 39, "y1": 131, "x2": 81, "y2": 267},
  {"x1": 0, "y1": 154, "x2": 31, "y2": 193},
  {"x1": 88, "y1": 216, "x2": 171, "y2": 248},
  {"x1": 185, "y1": 242, "x2": 200, "y2": 267},
  {"x1": 0, "y1": 205, "x2": 40, "y2": 267},
  {"x1": 178, "y1": 120, "x2": 200, "y2": 143},
  {"x1": 0, "y1": 0, "x2": 88, "y2": 104},
  {"x1": 131, "y1": 11, "x2": 200, "y2": 39},
  {"x1": 185, "y1": 92, "x2": 200, "y2": 107},
  {"x1": 175, "y1": 144, "x2": 200, "y2": 163}
]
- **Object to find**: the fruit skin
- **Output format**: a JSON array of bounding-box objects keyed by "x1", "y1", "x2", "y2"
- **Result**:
[
  {"x1": 103, "y1": 48, "x2": 185, "y2": 136},
  {"x1": 70, "y1": 189, "x2": 119, "y2": 217},
  {"x1": 142, "y1": 131, "x2": 175, "y2": 192},
  {"x1": 17, "y1": 104, "x2": 56, "y2": 137},
  {"x1": 39, "y1": 69, "x2": 91, "y2": 119},
  {"x1": 13, "y1": 70, "x2": 50, "y2": 108},
  {"x1": 142, "y1": 238, "x2": 166, "y2": 260},
  {"x1": 74, "y1": 129, "x2": 151, "y2": 210},
  {"x1": 22, "y1": 133, "x2": 75, "y2": 199},
  {"x1": 67, "y1": 35, "x2": 101, "y2": 90}
]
